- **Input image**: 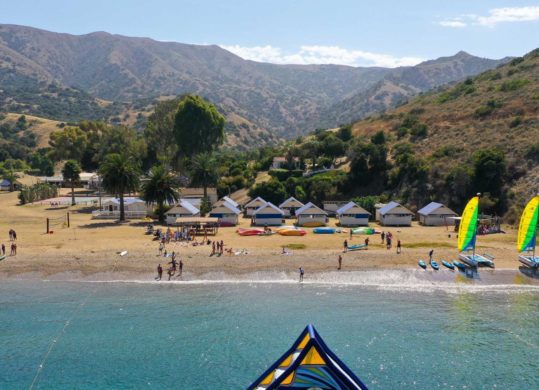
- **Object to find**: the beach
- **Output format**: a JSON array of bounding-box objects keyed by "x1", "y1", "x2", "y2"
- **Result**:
[{"x1": 0, "y1": 187, "x2": 529, "y2": 282}]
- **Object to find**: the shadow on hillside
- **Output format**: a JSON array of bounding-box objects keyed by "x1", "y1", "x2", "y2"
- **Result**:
[
  {"x1": 45, "y1": 206, "x2": 69, "y2": 211},
  {"x1": 73, "y1": 206, "x2": 97, "y2": 214},
  {"x1": 78, "y1": 221, "x2": 124, "y2": 229}
]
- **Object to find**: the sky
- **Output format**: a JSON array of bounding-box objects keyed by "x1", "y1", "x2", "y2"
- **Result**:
[{"x1": 1, "y1": 0, "x2": 538, "y2": 67}]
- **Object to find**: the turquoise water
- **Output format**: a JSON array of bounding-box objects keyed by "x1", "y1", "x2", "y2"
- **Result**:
[{"x1": 1, "y1": 280, "x2": 539, "y2": 389}]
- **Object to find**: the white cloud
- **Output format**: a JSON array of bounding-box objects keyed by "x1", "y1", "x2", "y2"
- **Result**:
[
  {"x1": 220, "y1": 45, "x2": 424, "y2": 68},
  {"x1": 439, "y1": 6, "x2": 539, "y2": 28}
]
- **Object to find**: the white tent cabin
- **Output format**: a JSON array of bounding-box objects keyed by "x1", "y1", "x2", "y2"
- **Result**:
[
  {"x1": 94, "y1": 197, "x2": 151, "y2": 219},
  {"x1": 166, "y1": 200, "x2": 200, "y2": 225},
  {"x1": 378, "y1": 201, "x2": 413, "y2": 226},
  {"x1": 213, "y1": 196, "x2": 239, "y2": 209},
  {"x1": 323, "y1": 201, "x2": 349, "y2": 216},
  {"x1": 243, "y1": 197, "x2": 267, "y2": 217},
  {"x1": 209, "y1": 201, "x2": 241, "y2": 226},
  {"x1": 417, "y1": 202, "x2": 458, "y2": 226},
  {"x1": 252, "y1": 202, "x2": 284, "y2": 226},
  {"x1": 296, "y1": 202, "x2": 328, "y2": 227},
  {"x1": 336, "y1": 201, "x2": 371, "y2": 227},
  {"x1": 279, "y1": 197, "x2": 305, "y2": 217}
]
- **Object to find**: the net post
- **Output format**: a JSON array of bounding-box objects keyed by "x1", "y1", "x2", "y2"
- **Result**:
[
  {"x1": 46, "y1": 218, "x2": 49, "y2": 234},
  {"x1": 67, "y1": 212, "x2": 70, "y2": 228}
]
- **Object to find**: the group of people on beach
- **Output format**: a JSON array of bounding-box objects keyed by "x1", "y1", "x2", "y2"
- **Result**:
[
  {"x1": 1, "y1": 229, "x2": 18, "y2": 257},
  {"x1": 381, "y1": 231, "x2": 402, "y2": 253},
  {"x1": 156, "y1": 250, "x2": 184, "y2": 281}
]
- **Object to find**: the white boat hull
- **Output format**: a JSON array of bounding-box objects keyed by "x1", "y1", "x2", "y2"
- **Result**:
[
  {"x1": 519, "y1": 255, "x2": 539, "y2": 268},
  {"x1": 459, "y1": 253, "x2": 495, "y2": 268}
]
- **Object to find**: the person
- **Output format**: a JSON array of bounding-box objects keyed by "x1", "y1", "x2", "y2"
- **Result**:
[
  {"x1": 349, "y1": 229, "x2": 352, "y2": 240},
  {"x1": 9, "y1": 229, "x2": 14, "y2": 241},
  {"x1": 211, "y1": 241, "x2": 216, "y2": 256},
  {"x1": 299, "y1": 267, "x2": 304, "y2": 282},
  {"x1": 10, "y1": 243, "x2": 16, "y2": 256},
  {"x1": 364, "y1": 237, "x2": 369, "y2": 247},
  {"x1": 338, "y1": 255, "x2": 342, "y2": 270},
  {"x1": 1, "y1": 243, "x2": 5, "y2": 256},
  {"x1": 169, "y1": 256, "x2": 177, "y2": 272},
  {"x1": 171, "y1": 251, "x2": 176, "y2": 263},
  {"x1": 429, "y1": 249, "x2": 434, "y2": 261},
  {"x1": 163, "y1": 249, "x2": 168, "y2": 258},
  {"x1": 159, "y1": 242, "x2": 164, "y2": 255},
  {"x1": 178, "y1": 259, "x2": 183, "y2": 277},
  {"x1": 167, "y1": 267, "x2": 173, "y2": 281},
  {"x1": 220, "y1": 240, "x2": 224, "y2": 255},
  {"x1": 386, "y1": 237, "x2": 392, "y2": 250},
  {"x1": 396, "y1": 239, "x2": 402, "y2": 254},
  {"x1": 381, "y1": 231, "x2": 385, "y2": 244},
  {"x1": 156, "y1": 264, "x2": 163, "y2": 281},
  {"x1": 343, "y1": 239, "x2": 348, "y2": 252}
]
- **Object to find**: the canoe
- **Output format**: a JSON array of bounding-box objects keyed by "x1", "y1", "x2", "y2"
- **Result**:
[
  {"x1": 430, "y1": 260, "x2": 439, "y2": 270},
  {"x1": 347, "y1": 244, "x2": 367, "y2": 251},
  {"x1": 278, "y1": 229, "x2": 306, "y2": 236},
  {"x1": 313, "y1": 227, "x2": 336, "y2": 234},
  {"x1": 248, "y1": 324, "x2": 368, "y2": 390},
  {"x1": 453, "y1": 260, "x2": 466, "y2": 271},
  {"x1": 418, "y1": 260, "x2": 427, "y2": 269},
  {"x1": 442, "y1": 260, "x2": 455, "y2": 270},
  {"x1": 237, "y1": 228, "x2": 265, "y2": 236}
]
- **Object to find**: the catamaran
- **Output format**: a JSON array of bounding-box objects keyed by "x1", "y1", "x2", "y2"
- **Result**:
[
  {"x1": 517, "y1": 195, "x2": 539, "y2": 268},
  {"x1": 248, "y1": 324, "x2": 368, "y2": 390},
  {"x1": 458, "y1": 194, "x2": 495, "y2": 268}
]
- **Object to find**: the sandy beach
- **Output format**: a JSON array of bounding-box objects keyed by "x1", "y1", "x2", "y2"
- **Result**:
[{"x1": 0, "y1": 187, "x2": 529, "y2": 282}]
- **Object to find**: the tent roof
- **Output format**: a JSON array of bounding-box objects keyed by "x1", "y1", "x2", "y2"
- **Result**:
[
  {"x1": 104, "y1": 197, "x2": 145, "y2": 206},
  {"x1": 336, "y1": 201, "x2": 371, "y2": 215},
  {"x1": 248, "y1": 324, "x2": 367, "y2": 390},
  {"x1": 211, "y1": 201, "x2": 241, "y2": 214},
  {"x1": 279, "y1": 196, "x2": 304, "y2": 208},
  {"x1": 296, "y1": 202, "x2": 327, "y2": 215},
  {"x1": 379, "y1": 201, "x2": 413, "y2": 215},
  {"x1": 254, "y1": 202, "x2": 284, "y2": 215},
  {"x1": 245, "y1": 196, "x2": 267, "y2": 208},
  {"x1": 417, "y1": 202, "x2": 457, "y2": 216},
  {"x1": 167, "y1": 199, "x2": 200, "y2": 215}
]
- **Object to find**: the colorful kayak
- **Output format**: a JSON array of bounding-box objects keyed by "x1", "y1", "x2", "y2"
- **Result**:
[
  {"x1": 418, "y1": 260, "x2": 427, "y2": 269},
  {"x1": 453, "y1": 260, "x2": 466, "y2": 271},
  {"x1": 278, "y1": 228, "x2": 306, "y2": 236},
  {"x1": 442, "y1": 260, "x2": 455, "y2": 270},
  {"x1": 248, "y1": 324, "x2": 368, "y2": 390},
  {"x1": 313, "y1": 227, "x2": 336, "y2": 234},
  {"x1": 347, "y1": 244, "x2": 367, "y2": 251},
  {"x1": 237, "y1": 228, "x2": 265, "y2": 236},
  {"x1": 351, "y1": 227, "x2": 376, "y2": 235},
  {"x1": 430, "y1": 260, "x2": 439, "y2": 270}
]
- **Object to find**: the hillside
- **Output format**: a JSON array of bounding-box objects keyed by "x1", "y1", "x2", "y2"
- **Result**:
[
  {"x1": 0, "y1": 24, "x2": 507, "y2": 141},
  {"x1": 350, "y1": 48, "x2": 539, "y2": 220},
  {"x1": 1, "y1": 113, "x2": 62, "y2": 148}
]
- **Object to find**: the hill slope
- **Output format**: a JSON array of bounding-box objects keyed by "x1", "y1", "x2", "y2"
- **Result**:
[{"x1": 0, "y1": 24, "x2": 508, "y2": 140}]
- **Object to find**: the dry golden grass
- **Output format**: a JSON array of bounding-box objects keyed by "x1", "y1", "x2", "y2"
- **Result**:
[{"x1": 2, "y1": 113, "x2": 63, "y2": 148}]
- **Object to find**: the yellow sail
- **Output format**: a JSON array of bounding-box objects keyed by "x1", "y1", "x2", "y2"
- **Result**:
[
  {"x1": 458, "y1": 196, "x2": 479, "y2": 252},
  {"x1": 517, "y1": 196, "x2": 539, "y2": 253}
]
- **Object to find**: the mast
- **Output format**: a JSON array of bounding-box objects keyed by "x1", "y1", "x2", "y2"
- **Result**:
[{"x1": 473, "y1": 193, "x2": 481, "y2": 259}]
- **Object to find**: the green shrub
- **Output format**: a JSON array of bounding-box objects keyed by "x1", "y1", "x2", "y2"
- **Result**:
[
  {"x1": 499, "y1": 79, "x2": 530, "y2": 92},
  {"x1": 509, "y1": 116, "x2": 522, "y2": 128}
]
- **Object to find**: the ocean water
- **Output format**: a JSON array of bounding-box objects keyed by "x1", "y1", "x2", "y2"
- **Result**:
[{"x1": 1, "y1": 276, "x2": 539, "y2": 389}]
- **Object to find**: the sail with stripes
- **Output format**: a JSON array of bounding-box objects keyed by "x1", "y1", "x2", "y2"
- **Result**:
[
  {"x1": 517, "y1": 196, "x2": 539, "y2": 253},
  {"x1": 458, "y1": 196, "x2": 479, "y2": 252}
]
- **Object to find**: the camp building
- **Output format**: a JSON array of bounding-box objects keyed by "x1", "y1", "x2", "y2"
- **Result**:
[{"x1": 417, "y1": 202, "x2": 458, "y2": 226}]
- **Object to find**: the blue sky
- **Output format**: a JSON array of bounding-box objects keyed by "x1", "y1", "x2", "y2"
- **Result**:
[{"x1": 2, "y1": 0, "x2": 538, "y2": 67}]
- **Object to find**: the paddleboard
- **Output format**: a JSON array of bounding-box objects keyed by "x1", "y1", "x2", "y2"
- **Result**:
[
  {"x1": 418, "y1": 260, "x2": 427, "y2": 269},
  {"x1": 347, "y1": 244, "x2": 367, "y2": 251},
  {"x1": 120, "y1": 251, "x2": 128, "y2": 257},
  {"x1": 430, "y1": 260, "x2": 439, "y2": 270},
  {"x1": 442, "y1": 260, "x2": 455, "y2": 270}
]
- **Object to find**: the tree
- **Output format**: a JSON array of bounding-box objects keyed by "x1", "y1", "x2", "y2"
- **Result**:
[
  {"x1": 337, "y1": 125, "x2": 352, "y2": 142},
  {"x1": 190, "y1": 152, "x2": 219, "y2": 199},
  {"x1": 144, "y1": 98, "x2": 181, "y2": 168},
  {"x1": 174, "y1": 95, "x2": 225, "y2": 157},
  {"x1": 95, "y1": 126, "x2": 147, "y2": 165},
  {"x1": 29, "y1": 150, "x2": 54, "y2": 176},
  {"x1": 62, "y1": 160, "x2": 81, "y2": 206},
  {"x1": 472, "y1": 148, "x2": 506, "y2": 197},
  {"x1": 49, "y1": 126, "x2": 88, "y2": 162},
  {"x1": 2, "y1": 170, "x2": 19, "y2": 192},
  {"x1": 99, "y1": 154, "x2": 140, "y2": 222},
  {"x1": 322, "y1": 135, "x2": 345, "y2": 162},
  {"x1": 141, "y1": 165, "x2": 180, "y2": 222},
  {"x1": 248, "y1": 179, "x2": 286, "y2": 205}
]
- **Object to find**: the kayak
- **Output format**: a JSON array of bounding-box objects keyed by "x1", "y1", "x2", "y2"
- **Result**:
[
  {"x1": 430, "y1": 260, "x2": 439, "y2": 270},
  {"x1": 418, "y1": 260, "x2": 427, "y2": 269},
  {"x1": 347, "y1": 244, "x2": 367, "y2": 251},
  {"x1": 453, "y1": 260, "x2": 466, "y2": 271},
  {"x1": 442, "y1": 260, "x2": 455, "y2": 270},
  {"x1": 351, "y1": 227, "x2": 376, "y2": 235},
  {"x1": 313, "y1": 227, "x2": 336, "y2": 234},
  {"x1": 278, "y1": 228, "x2": 306, "y2": 236},
  {"x1": 237, "y1": 228, "x2": 265, "y2": 236},
  {"x1": 0, "y1": 255, "x2": 5, "y2": 262}
]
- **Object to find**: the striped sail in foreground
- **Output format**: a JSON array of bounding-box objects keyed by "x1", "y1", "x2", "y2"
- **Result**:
[
  {"x1": 248, "y1": 324, "x2": 368, "y2": 390},
  {"x1": 517, "y1": 196, "x2": 539, "y2": 268},
  {"x1": 457, "y1": 195, "x2": 495, "y2": 268}
]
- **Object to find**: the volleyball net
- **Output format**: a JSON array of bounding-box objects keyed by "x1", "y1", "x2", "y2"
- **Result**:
[{"x1": 46, "y1": 212, "x2": 70, "y2": 233}]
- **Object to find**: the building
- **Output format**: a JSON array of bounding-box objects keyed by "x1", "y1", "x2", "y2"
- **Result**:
[
  {"x1": 166, "y1": 200, "x2": 201, "y2": 225},
  {"x1": 37, "y1": 172, "x2": 99, "y2": 188},
  {"x1": 93, "y1": 197, "x2": 150, "y2": 219},
  {"x1": 180, "y1": 187, "x2": 218, "y2": 205},
  {"x1": 323, "y1": 201, "x2": 349, "y2": 216},
  {"x1": 252, "y1": 202, "x2": 284, "y2": 226},
  {"x1": 243, "y1": 197, "x2": 267, "y2": 217},
  {"x1": 417, "y1": 202, "x2": 458, "y2": 226},
  {"x1": 296, "y1": 202, "x2": 328, "y2": 227},
  {"x1": 213, "y1": 196, "x2": 239, "y2": 209},
  {"x1": 374, "y1": 203, "x2": 387, "y2": 221},
  {"x1": 336, "y1": 201, "x2": 371, "y2": 227},
  {"x1": 378, "y1": 201, "x2": 413, "y2": 226},
  {"x1": 209, "y1": 201, "x2": 241, "y2": 226},
  {"x1": 279, "y1": 197, "x2": 305, "y2": 217},
  {"x1": 271, "y1": 156, "x2": 299, "y2": 170},
  {"x1": 0, "y1": 179, "x2": 20, "y2": 191}
]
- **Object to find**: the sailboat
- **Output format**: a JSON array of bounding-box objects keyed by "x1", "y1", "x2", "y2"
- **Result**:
[
  {"x1": 248, "y1": 324, "x2": 368, "y2": 390},
  {"x1": 458, "y1": 194, "x2": 495, "y2": 268},
  {"x1": 517, "y1": 195, "x2": 539, "y2": 268}
]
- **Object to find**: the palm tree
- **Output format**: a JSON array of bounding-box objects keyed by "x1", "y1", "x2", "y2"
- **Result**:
[
  {"x1": 190, "y1": 152, "x2": 218, "y2": 199},
  {"x1": 141, "y1": 165, "x2": 180, "y2": 222},
  {"x1": 99, "y1": 153, "x2": 140, "y2": 222},
  {"x1": 62, "y1": 160, "x2": 81, "y2": 206},
  {"x1": 3, "y1": 170, "x2": 19, "y2": 192}
]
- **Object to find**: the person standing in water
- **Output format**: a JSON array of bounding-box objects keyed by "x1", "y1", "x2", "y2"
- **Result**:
[
  {"x1": 338, "y1": 255, "x2": 342, "y2": 270},
  {"x1": 178, "y1": 259, "x2": 183, "y2": 277},
  {"x1": 156, "y1": 264, "x2": 163, "y2": 280},
  {"x1": 299, "y1": 267, "x2": 304, "y2": 282}
]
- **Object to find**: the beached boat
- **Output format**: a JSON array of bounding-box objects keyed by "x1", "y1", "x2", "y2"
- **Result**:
[
  {"x1": 517, "y1": 195, "x2": 539, "y2": 268},
  {"x1": 458, "y1": 195, "x2": 495, "y2": 268},
  {"x1": 313, "y1": 227, "x2": 336, "y2": 234},
  {"x1": 0, "y1": 255, "x2": 5, "y2": 262},
  {"x1": 278, "y1": 228, "x2": 306, "y2": 236},
  {"x1": 237, "y1": 228, "x2": 265, "y2": 236},
  {"x1": 430, "y1": 260, "x2": 439, "y2": 270},
  {"x1": 442, "y1": 260, "x2": 454, "y2": 270},
  {"x1": 347, "y1": 244, "x2": 367, "y2": 251},
  {"x1": 351, "y1": 227, "x2": 377, "y2": 235},
  {"x1": 453, "y1": 260, "x2": 466, "y2": 271},
  {"x1": 418, "y1": 259, "x2": 427, "y2": 269},
  {"x1": 248, "y1": 324, "x2": 368, "y2": 390}
]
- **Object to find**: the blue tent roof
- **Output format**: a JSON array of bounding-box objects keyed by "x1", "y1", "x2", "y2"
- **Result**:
[
  {"x1": 378, "y1": 201, "x2": 412, "y2": 216},
  {"x1": 417, "y1": 202, "x2": 456, "y2": 216}
]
